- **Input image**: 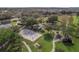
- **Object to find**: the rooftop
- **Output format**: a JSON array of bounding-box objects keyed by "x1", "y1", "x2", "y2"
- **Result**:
[{"x1": 19, "y1": 29, "x2": 42, "y2": 42}]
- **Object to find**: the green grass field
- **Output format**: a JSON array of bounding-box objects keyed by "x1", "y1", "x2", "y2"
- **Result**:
[
  {"x1": 36, "y1": 33, "x2": 53, "y2": 52},
  {"x1": 55, "y1": 37, "x2": 79, "y2": 52},
  {"x1": 73, "y1": 16, "x2": 79, "y2": 25}
]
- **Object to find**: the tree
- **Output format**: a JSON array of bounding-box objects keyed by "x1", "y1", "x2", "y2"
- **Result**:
[
  {"x1": 60, "y1": 10, "x2": 66, "y2": 14},
  {"x1": 47, "y1": 16, "x2": 58, "y2": 25},
  {"x1": 44, "y1": 23, "x2": 53, "y2": 31},
  {"x1": 77, "y1": 12, "x2": 79, "y2": 16},
  {"x1": 21, "y1": 16, "x2": 38, "y2": 27},
  {"x1": 0, "y1": 11, "x2": 12, "y2": 20},
  {"x1": 0, "y1": 28, "x2": 22, "y2": 52}
]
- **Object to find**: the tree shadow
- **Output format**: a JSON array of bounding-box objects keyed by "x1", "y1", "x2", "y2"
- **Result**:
[
  {"x1": 43, "y1": 33, "x2": 53, "y2": 41},
  {"x1": 62, "y1": 34, "x2": 74, "y2": 47},
  {"x1": 55, "y1": 49, "x2": 65, "y2": 52},
  {"x1": 62, "y1": 40, "x2": 74, "y2": 47}
]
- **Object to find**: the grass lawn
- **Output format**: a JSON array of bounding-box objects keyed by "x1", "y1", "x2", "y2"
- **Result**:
[
  {"x1": 22, "y1": 39, "x2": 38, "y2": 52},
  {"x1": 55, "y1": 37, "x2": 79, "y2": 52},
  {"x1": 36, "y1": 33, "x2": 53, "y2": 52},
  {"x1": 73, "y1": 16, "x2": 79, "y2": 25},
  {"x1": 21, "y1": 44, "x2": 29, "y2": 52}
]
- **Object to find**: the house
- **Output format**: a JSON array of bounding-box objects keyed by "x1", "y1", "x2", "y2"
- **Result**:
[{"x1": 32, "y1": 24, "x2": 44, "y2": 30}]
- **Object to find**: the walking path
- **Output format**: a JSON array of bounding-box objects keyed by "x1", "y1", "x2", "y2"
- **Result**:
[
  {"x1": 52, "y1": 38, "x2": 63, "y2": 52},
  {"x1": 52, "y1": 39, "x2": 55, "y2": 52},
  {"x1": 22, "y1": 41, "x2": 32, "y2": 52},
  {"x1": 51, "y1": 30, "x2": 64, "y2": 52}
]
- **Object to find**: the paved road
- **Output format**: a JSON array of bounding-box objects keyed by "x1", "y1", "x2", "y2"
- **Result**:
[{"x1": 0, "y1": 24, "x2": 12, "y2": 28}]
